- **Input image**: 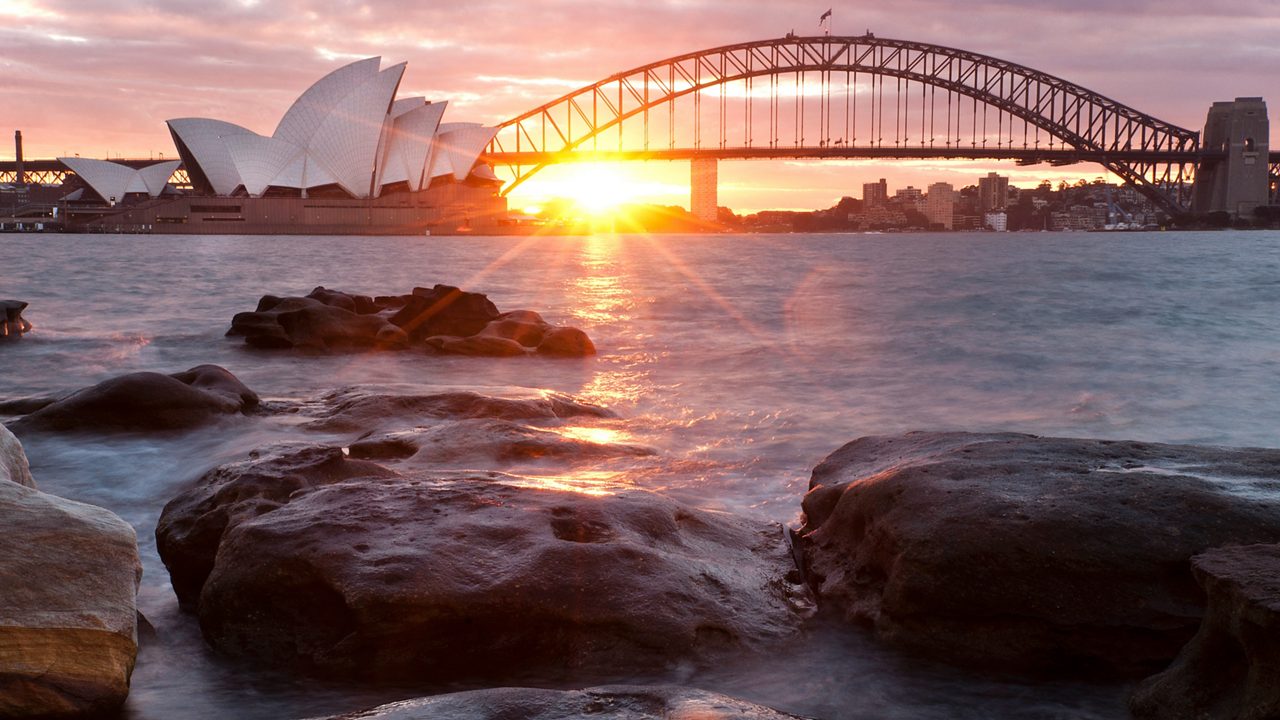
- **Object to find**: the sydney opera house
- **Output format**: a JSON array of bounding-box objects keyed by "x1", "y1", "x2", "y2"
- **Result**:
[{"x1": 53, "y1": 57, "x2": 506, "y2": 234}]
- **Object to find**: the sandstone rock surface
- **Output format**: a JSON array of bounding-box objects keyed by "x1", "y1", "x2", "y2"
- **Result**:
[
  {"x1": 228, "y1": 285, "x2": 595, "y2": 356},
  {"x1": 311, "y1": 685, "x2": 811, "y2": 720},
  {"x1": 1131, "y1": 543, "x2": 1280, "y2": 719},
  {"x1": 0, "y1": 437, "x2": 141, "y2": 717},
  {"x1": 798, "y1": 431, "x2": 1280, "y2": 676}
]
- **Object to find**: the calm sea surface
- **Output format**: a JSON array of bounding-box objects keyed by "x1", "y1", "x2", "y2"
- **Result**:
[{"x1": 5, "y1": 230, "x2": 1280, "y2": 719}]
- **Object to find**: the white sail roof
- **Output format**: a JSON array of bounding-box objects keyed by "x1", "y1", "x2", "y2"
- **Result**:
[
  {"x1": 431, "y1": 123, "x2": 499, "y2": 181},
  {"x1": 166, "y1": 118, "x2": 252, "y2": 196},
  {"x1": 307, "y1": 63, "x2": 405, "y2": 198},
  {"x1": 59, "y1": 157, "x2": 177, "y2": 202},
  {"x1": 165, "y1": 57, "x2": 496, "y2": 199},
  {"x1": 138, "y1": 160, "x2": 182, "y2": 196},
  {"x1": 273, "y1": 57, "x2": 381, "y2": 148},
  {"x1": 379, "y1": 101, "x2": 447, "y2": 191},
  {"x1": 222, "y1": 134, "x2": 305, "y2": 197}
]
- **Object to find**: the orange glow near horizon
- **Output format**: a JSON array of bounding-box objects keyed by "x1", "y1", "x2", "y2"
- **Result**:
[{"x1": 511, "y1": 163, "x2": 687, "y2": 219}]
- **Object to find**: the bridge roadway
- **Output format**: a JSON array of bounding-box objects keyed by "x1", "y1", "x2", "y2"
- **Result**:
[{"x1": 481, "y1": 147, "x2": 1217, "y2": 166}]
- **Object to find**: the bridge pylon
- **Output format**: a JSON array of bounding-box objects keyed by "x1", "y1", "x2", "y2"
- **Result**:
[
  {"x1": 691, "y1": 157, "x2": 718, "y2": 223},
  {"x1": 1192, "y1": 98, "x2": 1270, "y2": 218}
]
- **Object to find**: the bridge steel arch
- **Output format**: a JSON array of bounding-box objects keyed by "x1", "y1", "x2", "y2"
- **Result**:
[{"x1": 486, "y1": 35, "x2": 1203, "y2": 214}]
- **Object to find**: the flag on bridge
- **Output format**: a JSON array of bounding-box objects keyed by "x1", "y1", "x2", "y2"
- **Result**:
[{"x1": 819, "y1": 8, "x2": 832, "y2": 34}]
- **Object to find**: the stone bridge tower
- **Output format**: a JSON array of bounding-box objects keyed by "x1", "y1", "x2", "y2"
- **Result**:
[{"x1": 1192, "y1": 98, "x2": 1270, "y2": 218}]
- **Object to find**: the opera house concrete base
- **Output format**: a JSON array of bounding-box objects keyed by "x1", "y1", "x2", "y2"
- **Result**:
[{"x1": 65, "y1": 184, "x2": 507, "y2": 235}]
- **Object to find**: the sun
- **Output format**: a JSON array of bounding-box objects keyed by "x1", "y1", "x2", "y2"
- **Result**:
[{"x1": 516, "y1": 163, "x2": 664, "y2": 219}]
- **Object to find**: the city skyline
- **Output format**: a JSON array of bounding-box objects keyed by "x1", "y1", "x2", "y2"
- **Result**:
[{"x1": 2, "y1": 0, "x2": 1277, "y2": 212}]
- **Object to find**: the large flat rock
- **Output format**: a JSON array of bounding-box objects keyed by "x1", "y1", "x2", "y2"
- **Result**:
[
  {"x1": 798, "y1": 431, "x2": 1280, "y2": 676},
  {"x1": 0, "y1": 437, "x2": 141, "y2": 717},
  {"x1": 1131, "y1": 543, "x2": 1280, "y2": 719},
  {"x1": 186, "y1": 472, "x2": 811, "y2": 681},
  {"x1": 158, "y1": 437, "x2": 811, "y2": 682},
  {"x1": 311, "y1": 685, "x2": 811, "y2": 719}
]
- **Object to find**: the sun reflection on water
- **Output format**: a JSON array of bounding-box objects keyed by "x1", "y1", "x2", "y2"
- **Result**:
[{"x1": 502, "y1": 469, "x2": 631, "y2": 497}]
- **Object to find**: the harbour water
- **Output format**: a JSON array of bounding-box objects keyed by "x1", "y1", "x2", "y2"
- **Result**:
[{"x1": 6, "y1": 230, "x2": 1280, "y2": 719}]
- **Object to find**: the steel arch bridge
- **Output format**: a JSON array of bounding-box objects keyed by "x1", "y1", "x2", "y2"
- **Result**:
[{"x1": 484, "y1": 35, "x2": 1209, "y2": 214}]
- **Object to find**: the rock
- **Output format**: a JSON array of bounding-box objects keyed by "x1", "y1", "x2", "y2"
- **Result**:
[
  {"x1": 797, "y1": 431, "x2": 1280, "y2": 677},
  {"x1": 1131, "y1": 543, "x2": 1280, "y2": 719},
  {"x1": 7, "y1": 365, "x2": 258, "y2": 433},
  {"x1": 275, "y1": 303, "x2": 409, "y2": 350},
  {"x1": 300, "y1": 386, "x2": 613, "y2": 434},
  {"x1": 537, "y1": 326, "x2": 597, "y2": 356},
  {"x1": 184, "y1": 475, "x2": 811, "y2": 681},
  {"x1": 156, "y1": 446, "x2": 396, "y2": 609},
  {"x1": 479, "y1": 311, "x2": 549, "y2": 348},
  {"x1": 310, "y1": 685, "x2": 811, "y2": 719},
  {"x1": 227, "y1": 286, "x2": 595, "y2": 357},
  {"x1": 389, "y1": 284, "x2": 500, "y2": 340},
  {"x1": 347, "y1": 418, "x2": 656, "y2": 467},
  {"x1": 429, "y1": 334, "x2": 529, "y2": 357},
  {"x1": 0, "y1": 396, "x2": 59, "y2": 416},
  {"x1": 0, "y1": 424, "x2": 34, "y2": 488},
  {"x1": 230, "y1": 292, "x2": 408, "y2": 351},
  {"x1": 1, "y1": 299, "x2": 32, "y2": 338},
  {"x1": 0, "y1": 464, "x2": 141, "y2": 717}
]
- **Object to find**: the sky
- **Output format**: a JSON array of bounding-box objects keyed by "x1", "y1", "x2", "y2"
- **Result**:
[{"x1": 1, "y1": 0, "x2": 1277, "y2": 212}]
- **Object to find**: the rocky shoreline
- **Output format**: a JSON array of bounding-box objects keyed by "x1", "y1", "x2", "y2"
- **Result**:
[{"x1": 4, "y1": 322, "x2": 1280, "y2": 717}]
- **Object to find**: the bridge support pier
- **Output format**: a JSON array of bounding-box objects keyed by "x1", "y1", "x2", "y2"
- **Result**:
[
  {"x1": 690, "y1": 157, "x2": 718, "y2": 223},
  {"x1": 1192, "y1": 97, "x2": 1270, "y2": 218}
]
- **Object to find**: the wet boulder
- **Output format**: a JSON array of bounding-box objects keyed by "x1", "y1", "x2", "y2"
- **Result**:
[
  {"x1": 1, "y1": 299, "x2": 32, "y2": 338},
  {"x1": 7, "y1": 364, "x2": 259, "y2": 433},
  {"x1": 156, "y1": 446, "x2": 396, "y2": 608},
  {"x1": 390, "y1": 284, "x2": 500, "y2": 340},
  {"x1": 227, "y1": 285, "x2": 595, "y2": 356},
  {"x1": 312, "y1": 685, "x2": 811, "y2": 720},
  {"x1": 1131, "y1": 543, "x2": 1280, "y2": 719},
  {"x1": 229, "y1": 289, "x2": 407, "y2": 350},
  {"x1": 536, "y1": 326, "x2": 596, "y2": 357},
  {"x1": 0, "y1": 434, "x2": 141, "y2": 717},
  {"x1": 798, "y1": 431, "x2": 1280, "y2": 677},
  {"x1": 181, "y1": 474, "x2": 812, "y2": 681},
  {"x1": 1, "y1": 425, "x2": 33, "y2": 488}
]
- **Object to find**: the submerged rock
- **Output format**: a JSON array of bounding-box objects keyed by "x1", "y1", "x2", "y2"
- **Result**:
[
  {"x1": 1131, "y1": 543, "x2": 1280, "y2": 719},
  {"x1": 347, "y1": 418, "x2": 655, "y2": 467},
  {"x1": 0, "y1": 434, "x2": 141, "y2": 717},
  {"x1": 7, "y1": 364, "x2": 258, "y2": 433},
  {"x1": 312, "y1": 685, "x2": 811, "y2": 719},
  {"x1": 1, "y1": 299, "x2": 32, "y2": 338},
  {"x1": 300, "y1": 386, "x2": 613, "y2": 434},
  {"x1": 797, "y1": 431, "x2": 1280, "y2": 677},
  {"x1": 227, "y1": 285, "x2": 595, "y2": 357}
]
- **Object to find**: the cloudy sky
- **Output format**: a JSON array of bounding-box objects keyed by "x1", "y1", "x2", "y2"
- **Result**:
[{"x1": 1, "y1": 0, "x2": 1276, "y2": 211}]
